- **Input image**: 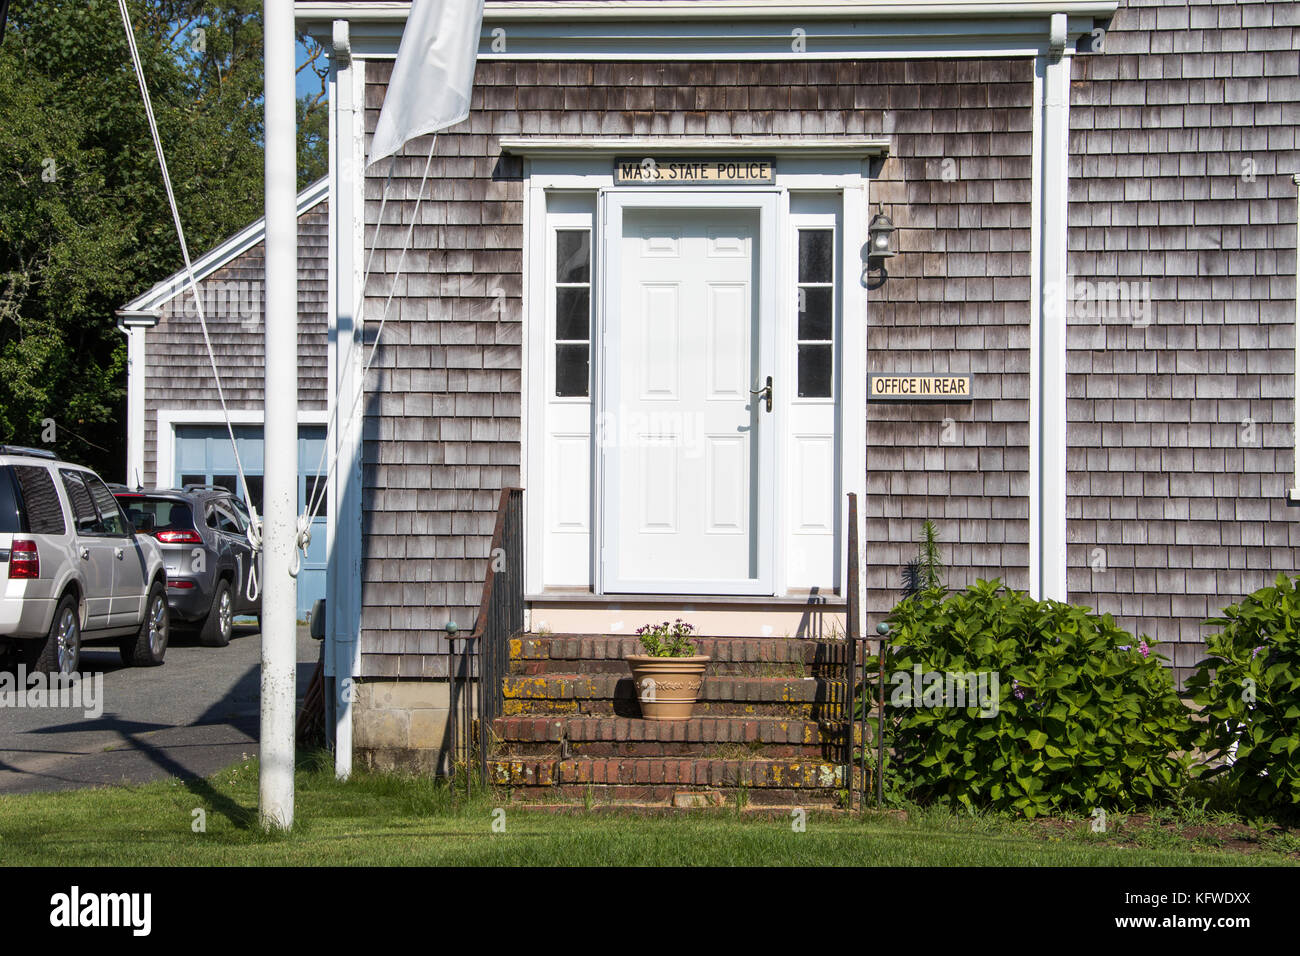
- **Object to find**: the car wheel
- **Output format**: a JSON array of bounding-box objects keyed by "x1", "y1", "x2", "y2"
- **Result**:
[
  {"x1": 27, "y1": 594, "x2": 81, "y2": 675},
  {"x1": 199, "y1": 579, "x2": 233, "y2": 647},
  {"x1": 121, "y1": 582, "x2": 169, "y2": 667}
]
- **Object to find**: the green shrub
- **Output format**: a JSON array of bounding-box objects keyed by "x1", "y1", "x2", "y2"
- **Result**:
[
  {"x1": 875, "y1": 580, "x2": 1191, "y2": 817},
  {"x1": 1185, "y1": 574, "x2": 1300, "y2": 814}
]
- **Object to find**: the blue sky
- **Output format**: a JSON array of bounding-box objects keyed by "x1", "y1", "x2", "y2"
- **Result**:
[{"x1": 296, "y1": 37, "x2": 329, "y2": 102}]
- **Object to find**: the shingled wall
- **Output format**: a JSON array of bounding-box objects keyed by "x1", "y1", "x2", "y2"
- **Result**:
[
  {"x1": 358, "y1": 58, "x2": 1036, "y2": 678},
  {"x1": 1066, "y1": 0, "x2": 1300, "y2": 682},
  {"x1": 143, "y1": 200, "x2": 330, "y2": 482}
]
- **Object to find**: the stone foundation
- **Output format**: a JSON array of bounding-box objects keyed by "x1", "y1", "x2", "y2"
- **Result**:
[{"x1": 353, "y1": 678, "x2": 454, "y2": 775}]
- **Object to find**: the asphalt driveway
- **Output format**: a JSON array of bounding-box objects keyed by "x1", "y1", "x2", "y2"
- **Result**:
[{"x1": 0, "y1": 624, "x2": 320, "y2": 795}]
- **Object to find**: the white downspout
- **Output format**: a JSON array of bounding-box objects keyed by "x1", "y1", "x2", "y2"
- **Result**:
[
  {"x1": 1290, "y1": 174, "x2": 1300, "y2": 502},
  {"x1": 114, "y1": 310, "x2": 158, "y2": 488},
  {"x1": 1030, "y1": 13, "x2": 1070, "y2": 601},
  {"x1": 328, "y1": 18, "x2": 361, "y2": 781}
]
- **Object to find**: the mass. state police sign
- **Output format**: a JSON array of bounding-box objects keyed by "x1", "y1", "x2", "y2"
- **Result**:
[{"x1": 615, "y1": 157, "x2": 776, "y2": 185}]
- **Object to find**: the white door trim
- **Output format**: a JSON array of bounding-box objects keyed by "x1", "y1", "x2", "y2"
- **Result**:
[
  {"x1": 521, "y1": 167, "x2": 869, "y2": 601},
  {"x1": 599, "y1": 189, "x2": 780, "y2": 595}
]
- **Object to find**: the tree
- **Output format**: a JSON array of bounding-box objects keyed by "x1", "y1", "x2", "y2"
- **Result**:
[{"x1": 0, "y1": 1, "x2": 327, "y2": 478}]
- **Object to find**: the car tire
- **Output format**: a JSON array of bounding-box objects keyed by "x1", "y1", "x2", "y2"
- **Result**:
[
  {"x1": 199, "y1": 578, "x2": 233, "y2": 647},
  {"x1": 121, "y1": 581, "x2": 169, "y2": 667},
  {"x1": 26, "y1": 593, "x2": 81, "y2": 675}
]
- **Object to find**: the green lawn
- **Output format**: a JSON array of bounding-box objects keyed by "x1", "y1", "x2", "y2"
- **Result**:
[{"x1": 0, "y1": 753, "x2": 1294, "y2": 867}]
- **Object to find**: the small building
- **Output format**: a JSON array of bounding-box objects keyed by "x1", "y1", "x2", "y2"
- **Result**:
[
  {"x1": 117, "y1": 179, "x2": 331, "y2": 618},
  {"x1": 293, "y1": 0, "x2": 1300, "y2": 781}
]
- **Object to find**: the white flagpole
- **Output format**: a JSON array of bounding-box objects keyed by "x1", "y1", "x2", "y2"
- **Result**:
[{"x1": 260, "y1": 0, "x2": 298, "y2": 831}]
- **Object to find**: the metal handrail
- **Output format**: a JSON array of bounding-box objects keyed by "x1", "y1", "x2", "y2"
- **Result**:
[{"x1": 446, "y1": 487, "x2": 524, "y2": 793}]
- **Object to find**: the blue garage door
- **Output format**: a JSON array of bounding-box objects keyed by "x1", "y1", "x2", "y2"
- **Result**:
[{"x1": 174, "y1": 424, "x2": 327, "y2": 620}]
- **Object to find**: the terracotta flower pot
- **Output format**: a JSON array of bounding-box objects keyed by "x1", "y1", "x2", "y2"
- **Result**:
[{"x1": 625, "y1": 655, "x2": 710, "y2": 720}]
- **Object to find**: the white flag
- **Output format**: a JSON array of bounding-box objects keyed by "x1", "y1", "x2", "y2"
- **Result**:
[{"x1": 367, "y1": 0, "x2": 485, "y2": 166}]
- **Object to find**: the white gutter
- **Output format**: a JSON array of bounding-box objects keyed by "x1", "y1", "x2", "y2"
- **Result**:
[
  {"x1": 499, "y1": 136, "x2": 891, "y2": 158},
  {"x1": 297, "y1": 0, "x2": 1121, "y2": 22}
]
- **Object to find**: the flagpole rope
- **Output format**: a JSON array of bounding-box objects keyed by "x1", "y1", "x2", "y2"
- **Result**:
[
  {"x1": 116, "y1": 1, "x2": 264, "y2": 593},
  {"x1": 300, "y1": 138, "x2": 438, "y2": 542},
  {"x1": 298, "y1": 156, "x2": 397, "y2": 543}
]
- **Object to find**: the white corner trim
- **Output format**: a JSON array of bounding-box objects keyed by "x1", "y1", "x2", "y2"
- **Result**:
[
  {"x1": 153, "y1": 408, "x2": 331, "y2": 489},
  {"x1": 120, "y1": 178, "x2": 330, "y2": 314}
]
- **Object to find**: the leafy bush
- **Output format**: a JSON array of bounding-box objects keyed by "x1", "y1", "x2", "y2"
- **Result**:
[
  {"x1": 1185, "y1": 574, "x2": 1300, "y2": 814},
  {"x1": 634, "y1": 620, "x2": 699, "y2": 657},
  {"x1": 875, "y1": 580, "x2": 1191, "y2": 817}
]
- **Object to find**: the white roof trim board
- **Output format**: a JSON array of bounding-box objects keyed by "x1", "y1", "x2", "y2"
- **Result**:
[{"x1": 120, "y1": 177, "x2": 329, "y2": 314}]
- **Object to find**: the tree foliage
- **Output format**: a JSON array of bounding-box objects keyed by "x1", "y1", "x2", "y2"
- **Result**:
[{"x1": 0, "y1": 1, "x2": 327, "y2": 476}]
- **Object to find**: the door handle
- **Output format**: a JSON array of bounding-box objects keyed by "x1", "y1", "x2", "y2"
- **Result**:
[
  {"x1": 115, "y1": 548, "x2": 125, "y2": 559},
  {"x1": 750, "y1": 375, "x2": 773, "y2": 413},
  {"x1": 79, "y1": 547, "x2": 89, "y2": 560}
]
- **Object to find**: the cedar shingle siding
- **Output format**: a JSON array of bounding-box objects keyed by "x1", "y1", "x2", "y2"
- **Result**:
[
  {"x1": 143, "y1": 201, "x2": 330, "y2": 482},
  {"x1": 1067, "y1": 0, "x2": 1299, "y2": 681},
  {"x1": 356, "y1": 0, "x2": 1299, "y2": 683},
  {"x1": 359, "y1": 58, "x2": 1037, "y2": 677}
]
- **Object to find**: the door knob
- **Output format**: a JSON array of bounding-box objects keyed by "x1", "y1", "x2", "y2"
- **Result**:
[{"x1": 750, "y1": 375, "x2": 773, "y2": 413}]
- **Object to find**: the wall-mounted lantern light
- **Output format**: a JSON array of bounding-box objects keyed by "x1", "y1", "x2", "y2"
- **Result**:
[{"x1": 867, "y1": 213, "x2": 896, "y2": 261}]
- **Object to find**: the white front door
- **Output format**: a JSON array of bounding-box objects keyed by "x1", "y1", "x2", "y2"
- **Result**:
[{"x1": 601, "y1": 195, "x2": 777, "y2": 594}]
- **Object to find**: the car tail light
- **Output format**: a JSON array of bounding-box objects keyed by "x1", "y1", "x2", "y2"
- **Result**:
[
  {"x1": 8, "y1": 539, "x2": 38, "y2": 579},
  {"x1": 155, "y1": 530, "x2": 203, "y2": 544},
  {"x1": 167, "y1": 580, "x2": 196, "y2": 589}
]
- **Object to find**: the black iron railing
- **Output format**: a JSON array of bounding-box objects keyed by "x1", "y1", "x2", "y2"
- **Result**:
[{"x1": 446, "y1": 487, "x2": 524, "y2": 792}]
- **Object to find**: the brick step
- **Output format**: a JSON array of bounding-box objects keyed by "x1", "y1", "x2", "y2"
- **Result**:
[
  {"x1": 501, "y1": 673, "x2": 847, "y2": 718},
  {"x1": 506, "y1": 786, "x2": 845, "y2": 808},
  {"x1": 492, "y1": 715, "x2": 852, "y2": 758},
  {"x1": 513, "y1": 634, "x2": 851, "y2": 667},
  {"x1": 487, "y1": 756, "x2": 847, "y2": 792},
  {"x1": 511, "y1": 657, "x2": 819, "y2": 677}
]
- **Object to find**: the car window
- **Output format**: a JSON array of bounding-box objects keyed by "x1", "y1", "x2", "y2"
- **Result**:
[
  {"x1": 114, "y1": 495, "x2": 193, "y2": 532},
  {"x1": 60, "y1": 471, "x2": 104, "y2": 535},
  {"x1": 210, "y1": 501, "x2": 242, "y2": 535},
  {"x1": 0, "y1": 467, "x2": 21, "y2": 533},
  {"x1": 84, "y1": 474, "x2": 131, "y2": 536},
  {"x1": 219, "y1": 498, "x2": 248, "y2": 533},
  {"x1": 14, "y1": 466, "x2": 66, "y2": 535}
]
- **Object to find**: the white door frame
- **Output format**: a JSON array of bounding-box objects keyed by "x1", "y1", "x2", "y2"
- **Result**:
[
  {"x1": 521, "y1": 159, "x2": 869, "y2": 602},
  {"x1": 598, "y1": 188, "x2": 780, "y2": 595}
]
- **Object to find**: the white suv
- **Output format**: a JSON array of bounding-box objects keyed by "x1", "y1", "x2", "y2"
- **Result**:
[{"x1": 0, "y1": 446, "x2": 169, "y2": 674}]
